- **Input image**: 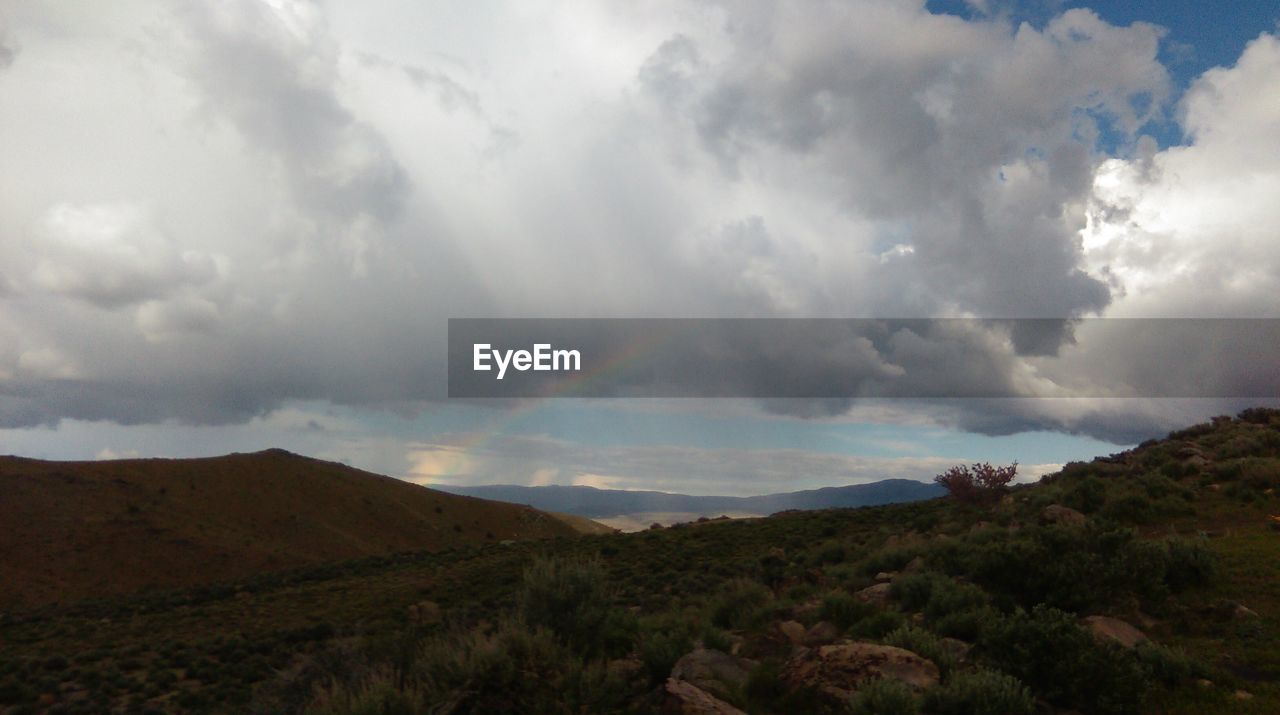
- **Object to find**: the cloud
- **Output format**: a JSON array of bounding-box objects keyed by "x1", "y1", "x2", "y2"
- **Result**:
[
  {"x1": 0, "y1": 1, "x2": 1271, "y2": 466},
  {"x1": 29, "y1": 203, "x2": 221, "y2": 309}
]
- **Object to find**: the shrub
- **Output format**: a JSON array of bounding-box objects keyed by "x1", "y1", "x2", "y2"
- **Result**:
[
  {"x1": 1063, "y1": 476, "x2": 1107, "y2": 513},
  {"x1": 847, "y1": 677, "x2": 919, "y2": 715},
  {"x1": 935, "y1": 463, "x2": 1018, "y2": 506},
  {"x1": 639, "y1": 630, "x2": 692, "y2": 684},
  {"x1": 519, "y1": 555, "x2": 631, "y2": 657},
  {"x1": 849, "y1": 610, "x2": 907, "y2": 639},
  {"x1": 820, "y1": 592, "x2": 875, "y2": 631},
  {"x1": 882, "y1": 625, "x2": 956, "y2": 677},
  {"x1": 305, "y1": 667, "x2": 424, "y2": 715},
  {"x1": 1160, "y1": 537, "x2": 1216, "y2": 592},
  {"x1": 411, "y1": 620, "x2": 632, "y2": 714},
  {"x1": 711, "y1": 579, "x2": 773, "y2": 631},
  {"x1": 980, "y1": 606, "x2": 1148, "y2": 715},
  {"x1": 925, "y1": 668, "x2": 1034, "y2": 715}
]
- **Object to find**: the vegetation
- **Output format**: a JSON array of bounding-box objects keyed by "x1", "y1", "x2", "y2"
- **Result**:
[
  {"x1": 934, "y1": 462, "x2": 1018, "y2": 506},
  {"x1": 1, "y1": 409, "x2": 1279, "y2": 712}
]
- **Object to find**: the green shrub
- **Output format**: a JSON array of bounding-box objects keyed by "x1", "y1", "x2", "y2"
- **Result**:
[
  {"x1": 411, "y1": 620, "x2": 632, "y2": 714},
  {"x1": 305, "y1": 667, "x2": 423, "y2": 715},
  {"x1": 1063, "y1": 476, "x2": 1107, "y2": 513},
  {"x1": 520, "y1": 555, "x2": 632, "y2": 657},
  {"x1": 711, "y1": 579, "x2": 773, "y2": 631},
  {"x1": 859, "y1": 545, "x2": 924, "y2": 576},
  {"x1": 890, "y1": 572, "x2": 941, "y2": 612},
  {"x1": 849, "y1": 610, "x2": 907, "y2": 639},
  {"x1": 820, "y1": 592, "x2": 874, "y2": 631},
  {"x1": 882, "y1": 625, "x2": 956, "y2": 677},
  {"x1": 847, "y1": 677, "x2": 919, "y2": 715},
  {"x1": 1160, "y1": 537, "x2": 1216, "y2": 592},
  {"x1": 1133, "y1": 642, "x2": 1197, "y2": 686},
  {"x1": 925, "y1": 668, "x2": 1034, "y2": 715},
  {"x1": 639, "y1": 630, "x2": 692, "y2": 684},
  {"x1": 979, "y1": 606, "x2": 1148, "y2": 715}
]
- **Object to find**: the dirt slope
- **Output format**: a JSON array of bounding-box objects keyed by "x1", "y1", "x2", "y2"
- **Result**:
[{"x1": 0, "y1": 449, "x2": 582, "y2": 609}]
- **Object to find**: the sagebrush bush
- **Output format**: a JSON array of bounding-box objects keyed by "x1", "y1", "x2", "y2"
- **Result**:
[
  {"x1": 520, "y1": 555, "x2": 632, "y2": 657},
  {"x1": 711, "y1": 578, "x2": 773, "y2": 630},
  {"x1": 979, "y1": 606, "x2": 1148, "y2": 715},
  {"x1": 820, "y1": 591, "x2": 874, "y2": 631},
  {"x1": 411, "y1": 620, "x2": 632, "y2": 714},
  {"x1": 925, "y1": 668, "x2": 1034, "y2": 715},
  {"x1": 847, "y1": 677, "x2": 919, "y2": 715},
  {"x1": 882, "y1": 625, "x2": 957, "y2": 677},
  {"x1": 304, "y1": 667, "x2": 423, "y2": 715}
]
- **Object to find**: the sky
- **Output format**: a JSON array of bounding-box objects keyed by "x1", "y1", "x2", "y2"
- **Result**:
[{"x1": 0, "y1": 1, "x2": 1277, "y2": 496}]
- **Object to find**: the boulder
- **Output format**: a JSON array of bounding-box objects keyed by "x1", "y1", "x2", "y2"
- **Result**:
[
  {"x1": 1232, "y1": 603, "x2": 1259, "y2": 620},
  {"x1": 855, "y1": 582, "x2": 893, "y2": 607},
  {"x1": 791, "y1": 598, "x2": 823, "y2": 621},
  {"x1": 777, "y1": 620, "x2": 807, "y2": 645},
  {"x1": 670, "y1": 648, "x2": 755, "y2": 701},
  {"x1": 803, "y1": 621, "x2": 840, "y2": 647},
  {"x1": 1041, "y1": 504, "x2": 1086, "y2": 526},
  {"x1": 661, "y1": 678, "x2": 747, "y2": 715},
  {"x1": 902, "y1": 556, "x2": 926, "y2": 573},
  {"x1": 781, "y1": 641, "x2": 939, "y2": 706},
  {"x1": 1082, "y1": 616, "x2": 1148, "y2": 649},
  {"x1": 874, "y1": 571, "x2": 898, "y2": 583}
]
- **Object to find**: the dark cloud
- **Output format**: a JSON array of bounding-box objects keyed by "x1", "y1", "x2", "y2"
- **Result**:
[{"x1": 0, "y1": 1, "x2": 1274, "y2": 466}]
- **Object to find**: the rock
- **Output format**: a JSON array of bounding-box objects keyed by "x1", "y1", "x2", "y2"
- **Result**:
[
  {"x1": 1082, "y1": 615, "x2": 1148, "y2": 649},
  {"x1": 670, "y1": 648, "x2": 755, "y2": 701},
  {"x1": 940, "y1": 637, "x2": 972, "y2": 662},
  {"x1": 1041, "y1": 504, "x2": 1086, "y2": 526},
  {"x1": 1196, "y1": 679, "x2": 1213, "y2": 689},
  {"x1": 661, "y1": 678, "x2": 747, "y2": 715},
  {"x1": 765, "y1": 547, "x2": 787, "y2": 561},
  {"x1": 791, "y1": 598, "x2": 823, "y2": 621},
  {"x1": 1235, "y1": 690, "x2": 1254, "y2": 701},
  {"x1": 902, "y1": 556, "x2": 926, "y2": 573},
  {"x1": 782, "y1": 641, "x2": 939, "y2": 706},
  {"x1": 1206, "y1": 483, "x2": 1222, "y2": 493},
  {"x1": 778, "y1": 620, "x2": 807, "y2": 645},
  {"x1": 499, "y1": 539, "x2": 516, "y2": 545},
  {"x1": 407, "y1": 600, "x2": 442, "y2": 625},
  {"x1": 874, "y1": 571, "x2": 897, "y2": 583},
  {"x1": 1232, "y1": 603, "x2": 1259, "y2": 620},
  {"x1": 910, "y1": 612, "x2": 925, "y2": 626},
  {"x1": 803, "y1": 621, "x2": 840, "y2": 647},
  {"x1": 855, "y1": 582, "x2": 893, "y2": 606}
]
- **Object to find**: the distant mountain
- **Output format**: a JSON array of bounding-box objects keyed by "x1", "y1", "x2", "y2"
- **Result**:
[
  {"x1": 0, "y1": 449, "x2": 590, "y2": 609},
  {"x1": 440, "y1": 478, "x2": 945, "y2": 518}
]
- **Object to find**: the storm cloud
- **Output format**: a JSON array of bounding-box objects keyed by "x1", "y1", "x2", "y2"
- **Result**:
[{"x1": 0, "y1": 1, "x2": 1276, "y2": 467}]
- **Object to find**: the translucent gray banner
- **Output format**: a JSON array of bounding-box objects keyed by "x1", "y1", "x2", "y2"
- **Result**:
[{"x1": 447, "y1": 318, "x2": 1280, "y2": 398}]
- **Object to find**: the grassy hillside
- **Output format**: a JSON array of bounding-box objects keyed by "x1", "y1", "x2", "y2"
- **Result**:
[
  {"x1": 1, "y1": 409, "x2": 1278, "y2": 713},
  {"x1": 0, "y1": 449, "x2": 584, "y2": 610}
]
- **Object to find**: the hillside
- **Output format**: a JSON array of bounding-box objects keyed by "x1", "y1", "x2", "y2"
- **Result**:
[
  {"x1": 443, "y1": 479, "x2": 945, "y2": 519},
  {"x1": 1, "y1": 410, "x2": 1278, "y2": 714},
  {"x1": 0, "y1": 449, "x2": 585, "y2": 609}
]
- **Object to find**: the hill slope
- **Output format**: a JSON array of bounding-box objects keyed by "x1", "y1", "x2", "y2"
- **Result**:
[
  {"x1": 442, "y1": 478, "x2": 945, "y2": 518},
  {"x1": 0, "y1": 449, "x2": 583, "y2": 609}
]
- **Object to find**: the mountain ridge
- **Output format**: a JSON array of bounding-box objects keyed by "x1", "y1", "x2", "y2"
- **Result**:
[{"x1": 440, "y1": 478, "x2": 945, "y2": 518}]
